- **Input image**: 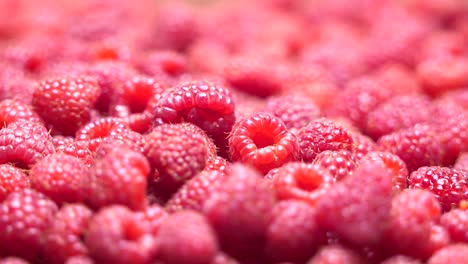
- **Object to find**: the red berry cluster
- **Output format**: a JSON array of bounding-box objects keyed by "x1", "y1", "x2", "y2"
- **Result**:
[{"x1": 0, "y1": 0, "x2": 467, "y2": 263}]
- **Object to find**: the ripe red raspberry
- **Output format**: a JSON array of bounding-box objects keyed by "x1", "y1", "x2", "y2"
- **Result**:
[
  {"x1": 265, "y1": 200, "x2": 324, "y2": 263},
  {"x1": 422, "y1": 224, "x2": 451, "y2": 260},
  {"x1": 307, "y1": 245, "x2": 365, "y2": 264},
  {"x1": 455, "y1": 152, "x2": 468, "y2": 170},
  {"x1": 0, "y1": 189, "x2": 58, "y2": 260},
  {"x1": 0, "y1": 164, "x2": 29, "y2": 202},
  {"x1": 64, "y1": 256, "x2": 94, "y2": 264},
  {"x1": 351, "y1": 132, "x2": 379, "y2": 161},
  {"x1": 144, "y1": 123, "x2": 211, "y2": 198},
  {"x1": 32, "y1": 76, "x2": 100, "y2": 136},
  {"x1": 136, "y1": 50, "x2": 187, "y2": 77},
  {"x1": 440, "y1": 209, "x2": 468, "y2": 243},
  {"x1": 377, "y1": 124, "x2": 444, "y2": 172},
  {"x1": 330, "y1": 76, "x2": 392, "y2": 130},
  {"x1": 136, "y1": 205, "x2": 168, "y2": 236},
  {"x1": 427, "y1": 244, "x2": 468, "y2": 264},
  {"x1": 229, "y1": 112, "x2": 298, "y2": 174},
  {"x1": 153, "y1": 80, "x2": 235, "y2": 157},
  {"x1": 417, "y1": 55, "x2": 468, "y2": 97},
  {"x1": 205, "y1": 155, "x2": 231, "y2": 175},
  {"x1": 315, "y1": 159, "x2": 393, "y2": 246},
  {"x1": 380, "y1": 255, "x2": 423, "y2": 264},
  {"x1": 0, "y1": 64, "x2": 35, "y2": 105},
  {"x1": 373, "y1": 63, "x2": 422, "y2": 96},
  {"x1": 383, "y1": 189, "x2": 441, "y2": 258},
  {"x1": 55, "y1": 140, "x2": 94, "y2": 166},
  {"x1": 298, "y1": 118, "x2": 354, "y2": 162},
  {"x1": 42, "y1": 204, "x2": 93, "y2": 264},
  {"x1": 434, "y1": 110, "x2": 468, "y2": 166},
  {"x1": 0, "y1": 120, "x2": 54, "y2": 169},
  {"x1": 270, "y1": 162, "x2": 334, "y2": 205},
  {"x1": 29, "y1": 153, "x2": 88, "y2": 205},
  {"x1": 166, "y1": 170, "x2": 227, "y2": 213},
  {"x1": 85, "y1": 206, "x2": 157, "y2": 264},
  {"x1": 360, "y1": 151, "x2": 409, "y2": 194},
  {"x1": 0, "y1": 258, "x2": 29, "y2": 264},
  {"x1": 157, "y1": 211, "x2": 218, "y2": 264},
  {"x1": 223, "y1": 55, "x2": 284, "y2": 97},
  {"x1": 263, "y1": 95, "x2": 321, "y2": 130},
  {"x1": 203, "y1": 164, "x2": 276, "y2": 260},
  {"x1": 87, "y1": 147, "x2": 149, "y2": 210},
  {"x1": 365, "y1": 94, "x2": 432, "y2": 139},
  {"x1": 312, "y1": 150, "x2": 356, "y2": 181},
  {"x1": 0, "y1": 99, "x2": 42, "y2": 128},
  {"x1": 409, "y1": 166, "x2": 467, "y2": 211}
]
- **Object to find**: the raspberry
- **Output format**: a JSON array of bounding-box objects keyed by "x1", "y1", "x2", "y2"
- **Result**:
[
  {"x1": 157, "y1": 211, "x2": 218, "y2": 264},
  {"x1": 0, "y1": 258, "x2": 29, "y2": 264},
  {"x1": 153, "y1": 80, "x2": 235, "y2": 157},
  {"x1": 0, "y1": 164, "x2": 29, "y2": 202},
  {"x1": 55, "y1": 140, "x2": 94, "y2": 166},
  {"x1": 203, "y1": 164, "x2": 276, "y2": 259},
  {"x1": 32, "y1": 76, "x2": 100, "y2": 136},
  {"x1": 422, "y1": 225, "x2": 451, "y2": 259},
  {"x1": 380, "y1": 256, "x2": 423, "y2": 264},
  {"x1": 64, "y1": 256, "x2": 94, "y2": 264},
  {"x1": 223, "y1": 55, "x2": 284, "y2": 97},
  {"x1": 440, "y1": 88, "x2": 468, "y2": 110},
  {"x1": 30, "y1": 153, "x2": 88, "y2": 205},
  {"x1": 0, "y1": 64, "x2": 35, "y2": 105},
  {"x1": 329, "y1": 75, "x2": 392, "y2": 130},
  {"x1": 271, "y1": 162, "x2": 334, "y2": 205},
  {"x1": 0, "y1": 189, "x2": 58, "y2": 260},
  {"x1": 263, "y1": 95, "x2": 321, "y2": 130},
  {"x1": 377, "y1": 124, "x2": 444, "y2": 172},
  {"x1": 373, "y1": 63, "x2": 422, "y2": 96},
  {"x1": 427, "y1": 244, "x2": 468, "y2": 264},
  {"x1": 365, "y1": 95, "x2": 432, "y2": 139},
  {"x1": 454, "y1": 152, "x2": 468, "y2": 170},
  {"x1": 0, "y1": 120, "x2": 54, "y2": 169},
  {"x1": 383, "y1": 189, "x2": 441, "y2": 258},
  {"x1": 409, "y1": 166, "x2": 468, "y2": 211},
  {"x1": 434, "y1": 110, "x2": 468, "y2": 166},
  {"x1": 265, "y1": 200, "x2": 323, "y2": 263},
  {"x1": 229, "y1": 112, "x2": 298, "y2": 174},
  {"x1": 417, "y1": 55, "x2": 468, "y2": 97},
  {"x1": 360, "y1": 151, "x2": 409, "y2": 194},
  {"x1": 440, "y1": 209, "x2": 468, "y2": 243},
  {"x1": 0, "y1": 99, "x2": 42, "y2": 128},
  {"x1": 307, "y1": 245, "x2": 365, "y2": 264},
  {"x1": 315, "y1": 159, "x2": 393, "y2": 246},
  {"x1": 298, "y1": 118, "x2": 354, "y2": 162},
  {"x1": 210, "y1": 253, "x2": 240, "y2": 264},
  {"x1": 87, "y1": 147, "x2": 149, "y2": 210},
  {"x1": 205, "y1": 155, "x2": 231, "y2": 174},
  {"x1": 166, "y1": 170, "x2": 227, "y2": 213},
  {"x1": 136, "y1": 205, "x2": 168, "y2": 236},
  {"x1": 143, "y1": 123, "x2": 211, "y2": 198},
  {"x1": 85, "y1": 206, "x2": 157, "y2": 264},
  {"x1": 351, "y1": 132, "x2": 379, "y2": 161},
  {"x1": 42, "y1": 204, "x2": 93, "y2": 264},
  {"x1": 136, "y1": 50, "x2": 187, "y2": 77},
  {"x1": 312, "y1": 150, "x2": 356, "y2": 181}
]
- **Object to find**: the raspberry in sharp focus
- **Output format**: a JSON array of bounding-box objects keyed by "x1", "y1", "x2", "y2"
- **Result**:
[
  {"x1": 0, "y1": 189, "x2": 58, "y2": 261},
  {"x1": 263, "y1": 95, "x2": 321, "y2": 130},
  {"x1": 409, "y1": 166, "x2": 468, "y2": 211},
  {"x1": 312, "y1": 150, "x2": 356, "y2": 181},
  {"x1": 85, "y1": 205, "x2": 157, "y2": 264},
  {"x1": 32, "y1": 76, "x2": 101, "y2": 136},
  {"x1": 157, "y1": 210, "x2": 218, "y2": 264},
  {"x1": 0, "y1": 120, "x2": 54, "y2": 169},
  {"x1": 315, "y1": 158, "x2": 393, "y2": 246},
  {"x1": 271, "y1": 162, "x2": 334, "y2": 206},
  {"x1": 0, "y1": 164, "x2": 29, "y2": 202},
  {"x1": 229, "y1": 112, "x2": 298, "y2": 175},
  {"x1": 265, "y1": 200, "x2": 324, "y2": 263},
  {"x1": 427, "y1": 244, "x2": 468, "y2": 264},
  {"x1": 166, "y1": 170, "x2": 228, "y2": 213},
  {"x1": 203, "y1": 164, "x2": 276, "y2": 260},
  {"x1": 29, "y1": 153, "x2": 88, "y2": 205},
  {"x1": 298, "y1": 118, "x2": 354, "y2": 162},
  {"x1": 377, "y1": 124, "x2": 444, "y2": 172},
  {"x1": 360, "y1": 151, "x2": 409, "y2": 194},
  {"x1": 143, "y1": 123, "x2": 211, "y2": 199},
  {"x1": 153, "y1": 80, "x2": 235, "y2": 157},
  {"x1": 42, "y1": 204, "x2": 93, "y2": 264},
  {"x1": 86, "y1": 146, "x2": 150, "y2": 210},
  {"x1": 0, "y1": 99, "x2": 42, "y2": 128}
]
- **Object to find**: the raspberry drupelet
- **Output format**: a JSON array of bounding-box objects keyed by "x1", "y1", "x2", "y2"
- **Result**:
[
  {"x1": 229, "y1": 112, "x2": 298, "y2": 175},
  {"x1": 312, "y1": 150, "x2": 356, "y2": 181},
  {"x1": 0, "y1": 164, "x2": 29, "y2": 202}
]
